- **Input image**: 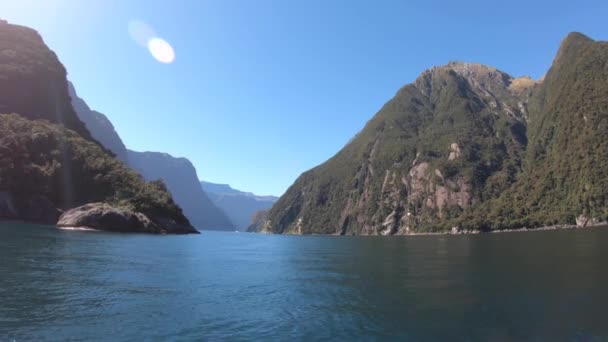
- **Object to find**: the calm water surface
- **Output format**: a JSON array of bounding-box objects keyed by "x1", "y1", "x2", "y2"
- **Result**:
[{"x1": 1, "y1": 223, "x2": 607, "y2": 341}]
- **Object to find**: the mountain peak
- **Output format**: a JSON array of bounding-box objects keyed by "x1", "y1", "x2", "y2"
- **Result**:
[
  {"x1": 554, "y1": 32, "x2": 594, "y2": 65},
  {"x1": 562, "y1": 31, "x2": 593, "y2": 45}
]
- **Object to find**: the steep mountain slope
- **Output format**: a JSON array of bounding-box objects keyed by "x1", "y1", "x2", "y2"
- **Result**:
[
  {"x1": 0, "y1": 20, "x2": 194, "y2": 233},
  {"x1": 68, "y1": 82, "x2": 129, "y2": 163},
  {"x1": 201, "y1": 181, "x2": 277, "y2": 230},
  {"x1": 129, "y1": 151, "x2": 234, "y2": 230},
  {"x1": 0, "y1": 114, "x2": 194, "y2": 233},
  {"x1": 457, "y1": 32, "x2": 608, "y2": 230},
  {"x1": 264, "y1": 32, "x2": 606, "y2": 235},
  {"x1": 0, "y1": 20, "x2": 91, "y2": 139}
]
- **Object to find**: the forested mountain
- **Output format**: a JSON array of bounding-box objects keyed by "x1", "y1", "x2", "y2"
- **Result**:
[
  {"x1": 262, "y1": 32, "x2": 608, "y2": 235},
  {"x1": 0, "y1": 20, "x2": 195, "y2": 233}
]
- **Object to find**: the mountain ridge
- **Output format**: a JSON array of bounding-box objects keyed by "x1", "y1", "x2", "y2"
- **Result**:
[
  {"x1": 129, "y1": 151, "x2": 235, "y2": 231},
  {"x1": 259, "y1": 31, "x2": 608, "y2": 235},
  {"x1": 201, "y1": 181, "x2": 277, "y2": 230}
]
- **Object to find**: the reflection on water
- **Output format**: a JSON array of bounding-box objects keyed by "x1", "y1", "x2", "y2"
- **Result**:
[{"x1": 1, "y1": 223, "x2": 607, "y2": 341}]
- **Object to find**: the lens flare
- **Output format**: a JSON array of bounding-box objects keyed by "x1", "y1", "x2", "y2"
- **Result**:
[
  {"x1": 147, "y1": 38, "x2": 175, "y2": 64},
  {"x1": 128, "y1": 20, "x2": 155, "y2": 47}
]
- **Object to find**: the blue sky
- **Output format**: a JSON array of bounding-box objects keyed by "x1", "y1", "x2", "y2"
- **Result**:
[{"x1": 1, "y1": 0, "x2": 607, "y2": 196}]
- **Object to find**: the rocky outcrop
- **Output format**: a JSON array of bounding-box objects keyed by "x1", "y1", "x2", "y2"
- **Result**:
[
  {"x1": 68, "y1": 82, "x2": 129, "y2": 163},
  {"x1": 56, "y1": 203, "x2": 199, "y2": 234},
  {"x1": 128, "y1": 151, "x2": 234, "y2": 231},
  {"x1": 201, "y1": 181, "x2": 277, "y2": 231},
  {"x1": 246, "y1": 210, "x2": 271, "y2": 233},
  {"x1": 575, "y1": 215, "x2": 605, "y2": 228}
]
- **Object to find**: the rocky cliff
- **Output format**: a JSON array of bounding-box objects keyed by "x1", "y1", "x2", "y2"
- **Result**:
[
  {"x1": 263, "y1": 32, "x2": 607, "y2": 235},
  {"x1": 68, "y1": 82, "x2": 129, "y2": 163},
  {"x1": 0, "y1": 20, "x2": 91, "y2": 139},
  {"x1": 201, "y1": 181, "x2": 277, "y2": 231},
  {"x1": 129, "y1": 151, "x2": 234, "y2": 231}
]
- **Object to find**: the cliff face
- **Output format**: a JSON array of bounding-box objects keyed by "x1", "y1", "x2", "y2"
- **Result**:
[
  {"x1": 68, "y1": 82, "x2": 129, "y2": 164},
  {"x1": 0, "y1": 20, "x2": 194, "y2": 233},
  {"x1": 264, "y1": 32, "x2": 607, "y2": 235},
  {"x1": 201, "y1": 181, "x2": 277, "y2": 231},
  {"x1": 128, "y1": 151, "x2": 235, "y2": 231},
  {"x1": 0, "y1": 20, "x2": 90, "y2": 139}
]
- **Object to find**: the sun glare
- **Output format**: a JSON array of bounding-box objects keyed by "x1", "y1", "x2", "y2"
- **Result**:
[
  {"x1": 129, "y1": 20, "x2": 175, "y2": 64},
  {"x1": 147, "y1": 38, "x2": 175, "y2": 64}
]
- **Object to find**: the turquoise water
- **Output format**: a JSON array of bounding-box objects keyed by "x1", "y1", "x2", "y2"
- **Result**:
[{"x1": 1, "y1": 223, "x2": 607, "y2": 341}]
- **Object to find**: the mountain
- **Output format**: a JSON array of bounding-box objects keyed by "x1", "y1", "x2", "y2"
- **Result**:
[
  {"x1": 68, "y1": 82, "x2": 129, "y2": 163},
  {"x1": 262, "y1": 32, "x2": 608, "y2": 235},
  {"x1": 129, "y1": 151, "x2": 234, "y2": 231},
  {"x1": 458, "y1": 32, "x2": 608, "y2": 230},
  {"x1": 201, "y1": 181, "x2": 278, "y2": 231},
  {"x1": 0, "y1": 20, "x2": 194, "y2": 233},
  {"x1": 246, "y1": 210, "x2": 269, "y2": 233},
  {"x1": 0, "y1": 20, "x2": 91, "y2": 139},
  {"x1": 67, "y1": 76, "x2": 229, "y2": 232},
  {"x1": 0, "y1": 114, "x2": 194, "y2": 232}
]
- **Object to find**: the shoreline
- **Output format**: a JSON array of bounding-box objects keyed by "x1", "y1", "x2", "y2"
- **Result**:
[
  {"x1": 403, "y1": 222, "x2": 608, "y2": 237},
  {"x1": 268, "y1": 222, "x2": 608, "y2": 237}
]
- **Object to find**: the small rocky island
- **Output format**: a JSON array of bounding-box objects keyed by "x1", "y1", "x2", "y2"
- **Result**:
[{"x1": 57, "y1": 203, "x2": 198, "y2": 234}]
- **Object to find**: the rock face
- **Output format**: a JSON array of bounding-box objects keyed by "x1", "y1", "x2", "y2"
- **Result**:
[
  {"x1": 57, "y1": 203, "x2": 198, "y2": 234},
  {"x1": 68, "y1": 82, "x2": 129, "y2": 164},
  {"x1": 0, "y1": 20, "x2": 91, "y2": 139},
  {"x1": 201, "y1": 181, "x2": 278, "y2": 231},
  {"x1": 246, "y1": 210, "x2": 271, "y2": 233},
  {"x1": 128, "y1": 151, "x2": 234, "y2": 231},
  {"x1": 264, "y1": 32, "x2": 608, "y2": 235}
]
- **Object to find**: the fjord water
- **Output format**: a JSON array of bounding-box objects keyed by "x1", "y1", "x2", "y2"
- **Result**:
[{"x1": 1, "y1": 224, "x2": 607, "y2": 341}]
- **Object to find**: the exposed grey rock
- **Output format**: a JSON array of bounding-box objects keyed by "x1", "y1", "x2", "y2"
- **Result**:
[
  {"x1": 56, "y1": 203, "x2": 198, "y2": 234},
  {"x1": 246, "y1": 210, "x2": 271, "y2": 233},
  {"x1": 576, "y1": 215, "x2": 604, "y2": 228}
]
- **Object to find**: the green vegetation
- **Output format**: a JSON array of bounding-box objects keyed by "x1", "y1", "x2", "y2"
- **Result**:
[
  {"x1": 457, "y1": 33, "x2": 608, "y2": 230},
  {"x1": 266, "y1": 32, "x2": 608, "y2": 234},
  {"x1": 0, "y1": 113, "x2": 190, "y2": 226}
]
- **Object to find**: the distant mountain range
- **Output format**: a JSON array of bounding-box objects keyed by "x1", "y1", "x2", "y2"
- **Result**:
[
  {"x1": 258, "y1": 32, "x2": 608, "y2": 235},
  {"x1": 68, "y1": 82, "x2": 129, "y2": 164},
  {"x1": 201, "y1": 181, "x2": 277, "y2": 231},
  {"x1": 68, "y1": 84, "x2": 235, "y2": 231},
  {"x1": 128, "y1": 152, "x2": 234, "y2": 230}
]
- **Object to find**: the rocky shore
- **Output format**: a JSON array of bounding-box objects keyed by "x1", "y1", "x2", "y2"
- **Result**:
[{"x1": 57, "y1": 203, "x2": 200, "y2": 234}]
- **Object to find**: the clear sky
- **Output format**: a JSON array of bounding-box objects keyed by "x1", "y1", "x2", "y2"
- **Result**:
[{"x1": 1, "y1": 0, "x2": 607, "y2": 196}]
